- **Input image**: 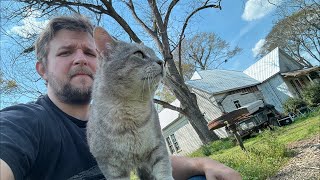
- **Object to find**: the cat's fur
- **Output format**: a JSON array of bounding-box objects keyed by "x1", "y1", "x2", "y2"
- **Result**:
[{"x1": 87, "y1": 27, "x2": 173, "y2": 180}]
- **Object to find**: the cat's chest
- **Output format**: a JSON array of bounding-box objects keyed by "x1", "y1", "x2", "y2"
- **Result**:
[{"x1": 111, "y1": 124, "x2": 158, "y2": 155}]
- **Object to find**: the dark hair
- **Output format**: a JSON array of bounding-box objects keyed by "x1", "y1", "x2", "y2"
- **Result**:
[{"x1": 35, "y1": 15, "x2": 94, "y2": 67}]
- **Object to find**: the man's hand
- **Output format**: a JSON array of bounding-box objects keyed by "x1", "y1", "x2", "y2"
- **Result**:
[
  {"x1": 171, "y1": 156, "x2": 241, "y2": 180},
  {"x1": 0, "y1": 159, "x2": 15, "y2": 180}
]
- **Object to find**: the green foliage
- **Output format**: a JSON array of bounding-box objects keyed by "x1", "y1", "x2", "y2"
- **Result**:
[
  {"x1": 209, "y1": 132, "x2": 290, "y2": 180},
  {"x1": 283, "y1": 97, "x2": 307, "y2": 114},
  {"x1": 302, "y1": 83, "x2": 320, "y2": 106},
  {"x1": 189, "y1": 109, "x2": 319, "y2": 180},
  {"x1": 259, "y1": 2, "x2": 319, "y2": 66},
  {"x1": 189, "y1": 138, "x2": 235, "y2": 157}
]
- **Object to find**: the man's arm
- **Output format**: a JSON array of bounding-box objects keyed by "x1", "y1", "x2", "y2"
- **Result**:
[
  {"x1": 171, "y1": 156, "x2": 241, "y2": 180},
  {"x1": 0, "y1": 159, "x2": 15, "y2": 180}
]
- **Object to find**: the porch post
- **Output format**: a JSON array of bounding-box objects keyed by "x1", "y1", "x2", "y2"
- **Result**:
[{"x1": 306, "y1": 74, "x2": 315, "y2": 84}]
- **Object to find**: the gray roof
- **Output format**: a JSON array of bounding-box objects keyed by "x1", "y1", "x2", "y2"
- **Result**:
[
  {"x1": 185, "y1": 69, "x2": 260, "y2": 95},
  {"x1": 244, "y1": 47, "x2": 302, "y2": 82}
]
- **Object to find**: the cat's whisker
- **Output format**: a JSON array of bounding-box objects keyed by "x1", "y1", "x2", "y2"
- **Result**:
[
  {"x1": 141, "y1": 78, "x2": 146, "y2": 101},
  {"x1": 148, "y1": 76, "x2": 151, "y2": 94}
]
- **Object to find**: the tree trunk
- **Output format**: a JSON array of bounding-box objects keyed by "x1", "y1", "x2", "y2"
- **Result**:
[{"x1": 165, "y1": 57, "x2": 219, "y2": 144}]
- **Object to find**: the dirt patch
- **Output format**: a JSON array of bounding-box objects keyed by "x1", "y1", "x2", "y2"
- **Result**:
[{"x1": 268, "y1": 135, "x2": 320, "y2": 180}]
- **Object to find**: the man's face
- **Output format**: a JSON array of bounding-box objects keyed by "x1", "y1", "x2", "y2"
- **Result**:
[{"x1": 44, "y1": 29, "x2": 97, "y2": 105}]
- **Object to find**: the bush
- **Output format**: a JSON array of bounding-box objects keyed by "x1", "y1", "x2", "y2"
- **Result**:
[
  {"x1": 302, "y1": 82, "x2": 320, "y2": 106},
  {"x1": 283, "y1": 97, "x2": 307, "y2": 114},
  {"x1": 189, "y1": 138, "x2": 235, "y2": 157}
]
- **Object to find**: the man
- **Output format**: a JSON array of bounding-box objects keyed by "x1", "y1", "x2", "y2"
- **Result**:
[{"x1": 0, "y1": 15, "x2": 241, "y2": 180}]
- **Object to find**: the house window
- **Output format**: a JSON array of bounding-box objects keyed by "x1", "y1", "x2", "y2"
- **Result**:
[
  {"x1": 166, "y1": 134, "x2": 180, "y2": 154},
  {"x1": 233, "y1": 100, "x2": 241, "y2": 109}
]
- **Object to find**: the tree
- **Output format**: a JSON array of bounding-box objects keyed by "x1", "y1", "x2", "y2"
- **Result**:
[
  {"x1": 184, "y1": 32, "x2": 241, "y2": 71},
  {"x1": 172, "y1": 32, "x2": 241, "y2": 80},
  {"x1": 259, "y1": 0, "x2": 319, "y2": 66},
  {"x1": 2, "y1": 0, "x2": 225, "y2": 143}
]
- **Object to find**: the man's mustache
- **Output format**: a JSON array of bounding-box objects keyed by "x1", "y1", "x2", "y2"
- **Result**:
[{"x1": 68, "y1": 67, "x2": 94, "y2": 79}]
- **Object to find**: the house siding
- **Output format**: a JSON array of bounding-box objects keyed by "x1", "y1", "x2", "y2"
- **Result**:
[
  {"x1": 163, "y1": 116, "x2": 203, "y2": 156},
  {"x1": 258, "y1": 74, "x2": 294, "y2": 112},
  {"x1": 278, "y1": 50, "x2": 303, "y2": 72},
  {"x1": 190, "y1": 88, "x2": 223, "y2": 121},
  {"x1": 191, "y1": 88, "x2": 229, "y2": 138},
  {"x1": 224, "y1": 92, "x2": 262, "y2": 112}
]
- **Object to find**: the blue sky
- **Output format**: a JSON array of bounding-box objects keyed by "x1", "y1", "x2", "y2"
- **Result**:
[
  {"x1": 1, "y1": 0, "x2": 283, "y2": 107},
  {"x1": 197, "y1": 0, "x2": 282, "y2": 71}
]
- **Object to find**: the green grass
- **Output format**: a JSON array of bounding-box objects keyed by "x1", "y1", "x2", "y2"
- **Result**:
[{"x1": 189, "y1": 108, "x2": 320, "y2": 180}]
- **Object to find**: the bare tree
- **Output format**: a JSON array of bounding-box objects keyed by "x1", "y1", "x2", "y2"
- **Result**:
[
  {"x1": 172, "y1": 32, "x2": 241, "y2": 80},
  {"x1": 2, "y1": 0, "x2": 225, "y2": 143},
  {"x1": 185, "y1": 32, "x2": 241, "y2": 70},
  {"x1": 260, "y1": 0, "x2": 319, "y2": 66}
]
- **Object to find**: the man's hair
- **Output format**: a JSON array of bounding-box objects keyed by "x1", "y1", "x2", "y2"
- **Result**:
[{"x1": 35, "y1": 15, "x2": 94, "y2": 67}]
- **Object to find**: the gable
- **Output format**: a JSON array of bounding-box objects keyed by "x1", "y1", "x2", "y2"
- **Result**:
[
  {"x1": 244, "y1": 47, "x2": 303, "y2": 82},
  {"x1": 244, "y1": 47, "x2": 281, "y2": 82}
]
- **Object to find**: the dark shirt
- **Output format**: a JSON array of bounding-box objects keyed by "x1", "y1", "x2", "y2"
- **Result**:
[{"x1": 0, "y1": 95, "x2": 105, "y2": 180}]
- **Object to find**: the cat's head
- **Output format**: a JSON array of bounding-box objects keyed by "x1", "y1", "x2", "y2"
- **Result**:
[{"x1": 93, "y1": 27, "x2": 164, "y2": 100}]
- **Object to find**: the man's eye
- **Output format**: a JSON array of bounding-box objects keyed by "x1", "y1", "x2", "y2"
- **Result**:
[
  {"x1": 85, "y1": 52, "x2": 97, "y2": 57},
  {"x1": 58, "y1": 51, "x2": 71, "y2": 56},
  {"x1": 133, "y1": 51, "x2": 145, "y2": 58}
]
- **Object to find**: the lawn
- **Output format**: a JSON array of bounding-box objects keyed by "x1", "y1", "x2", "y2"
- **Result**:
[{"x1": 189, "y1": 107, "x2": 320, "y2": 180}]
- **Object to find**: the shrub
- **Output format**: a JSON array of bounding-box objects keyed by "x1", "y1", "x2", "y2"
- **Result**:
[
  {"x1": 302, "y1": 82, "x2": 320, "y2": 106},
  {"x1": 189, "y1": 138, "x2": 235, "y2": 157},
  {"x1": 283, "y1": 97, "x2": 307, "y2": 114}
]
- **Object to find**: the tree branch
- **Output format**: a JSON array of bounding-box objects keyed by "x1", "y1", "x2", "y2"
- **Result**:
[
  {"x1": 178, "y1": 1, "x2": 221, "y2": 76},
  {"x1": 153, "y1": 99, "x2": 185, "y2": 115}
]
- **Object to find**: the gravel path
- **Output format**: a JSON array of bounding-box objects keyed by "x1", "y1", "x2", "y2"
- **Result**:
[{"x1": 268, "y1": 135, "x2": 320, "y2": 180}]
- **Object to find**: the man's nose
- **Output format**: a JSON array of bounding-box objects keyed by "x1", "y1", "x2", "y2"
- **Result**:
[{"x1": 73, "y1": 49, "x2": 88, "y2": 66}]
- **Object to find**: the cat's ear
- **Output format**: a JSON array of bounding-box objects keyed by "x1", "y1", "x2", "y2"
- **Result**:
[{"x1": 94, "y1": 26, "x2": 117, "y2": 54}]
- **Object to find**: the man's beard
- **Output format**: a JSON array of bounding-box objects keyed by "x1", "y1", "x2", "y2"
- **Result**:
[{"x1": 47, "y1": 72, "x2": 93, "y2": 105}]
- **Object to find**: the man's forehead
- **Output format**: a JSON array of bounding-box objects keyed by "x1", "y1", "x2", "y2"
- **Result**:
[{"x1": 50, "y1": 30, "x2": 95, "y2": 48}]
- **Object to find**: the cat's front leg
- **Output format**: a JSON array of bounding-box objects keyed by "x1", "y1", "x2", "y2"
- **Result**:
[
  {"x1": 150, "y1": 157, "x2": 174, "y2": 180},
  {"x1": 96, "y1": 158, "x2": 131, "y2": 180},
  {"x1": 142, "y1": 147, "x2": 174, "y2": 180}
]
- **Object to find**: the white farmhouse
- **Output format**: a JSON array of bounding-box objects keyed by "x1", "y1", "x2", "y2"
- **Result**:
[{"x1": 159, "y1": 47, "x2": 320, "y2": 155}]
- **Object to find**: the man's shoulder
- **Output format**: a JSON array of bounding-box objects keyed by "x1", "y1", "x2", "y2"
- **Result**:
[{"x1": 0, "y1": 95, "x2": 52, "y2": 120}]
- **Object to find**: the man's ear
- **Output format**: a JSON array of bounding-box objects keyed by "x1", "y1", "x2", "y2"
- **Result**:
[{"x1": 36, "y1": 62, "x2": 48, "y2": 81}]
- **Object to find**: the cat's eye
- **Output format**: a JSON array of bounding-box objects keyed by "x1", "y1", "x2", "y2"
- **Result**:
[{"x1": 133, "y1": 51, "x2": 145, "y2": 58}]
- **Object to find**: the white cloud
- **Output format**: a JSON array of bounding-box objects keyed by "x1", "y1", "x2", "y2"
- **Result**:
[
  {"x1": 10, "y1": 11, "x2": 48, "y2": 38},
  {"x1": 230, "y1": 21, "x2": 258, "y2": 46},
  {"x1": 242, "y1": 0, "x2": 282, "y2": 21},
  {"x1": 252, "y1": 39, "x2": 266, "y2": 57}
]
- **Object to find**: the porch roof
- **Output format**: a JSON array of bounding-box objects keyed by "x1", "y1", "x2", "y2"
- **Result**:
[{"x1": 281, "y1": 66, "x2": 320, "y2": 77}]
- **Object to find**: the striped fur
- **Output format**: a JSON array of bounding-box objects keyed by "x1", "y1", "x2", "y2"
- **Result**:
[{"x1": 87, "y1": 27, "x2": 173, "y2": 180}]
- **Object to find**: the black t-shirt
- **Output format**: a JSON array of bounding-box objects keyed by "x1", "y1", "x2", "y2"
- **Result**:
[{"x1": 0, "y1": 95, "x2": 105, "y2": 180}]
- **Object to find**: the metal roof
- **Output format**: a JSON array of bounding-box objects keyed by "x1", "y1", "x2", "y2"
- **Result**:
[
  {"x1": 185, "y1": 69, "x2": 260, "y2": 95},
  {"x1": 244, "y1": 47, "x2": 281, "y2": 82}
]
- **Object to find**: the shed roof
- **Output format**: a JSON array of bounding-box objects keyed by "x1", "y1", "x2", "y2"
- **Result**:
[{"x1": 185, "y1": 69, "x2": 260, "y2": 95}]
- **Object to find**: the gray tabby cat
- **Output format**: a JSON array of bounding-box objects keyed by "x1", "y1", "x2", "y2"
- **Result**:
[{"x1": 87, "y1": 26, "x2": 174, "y2": 180}]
